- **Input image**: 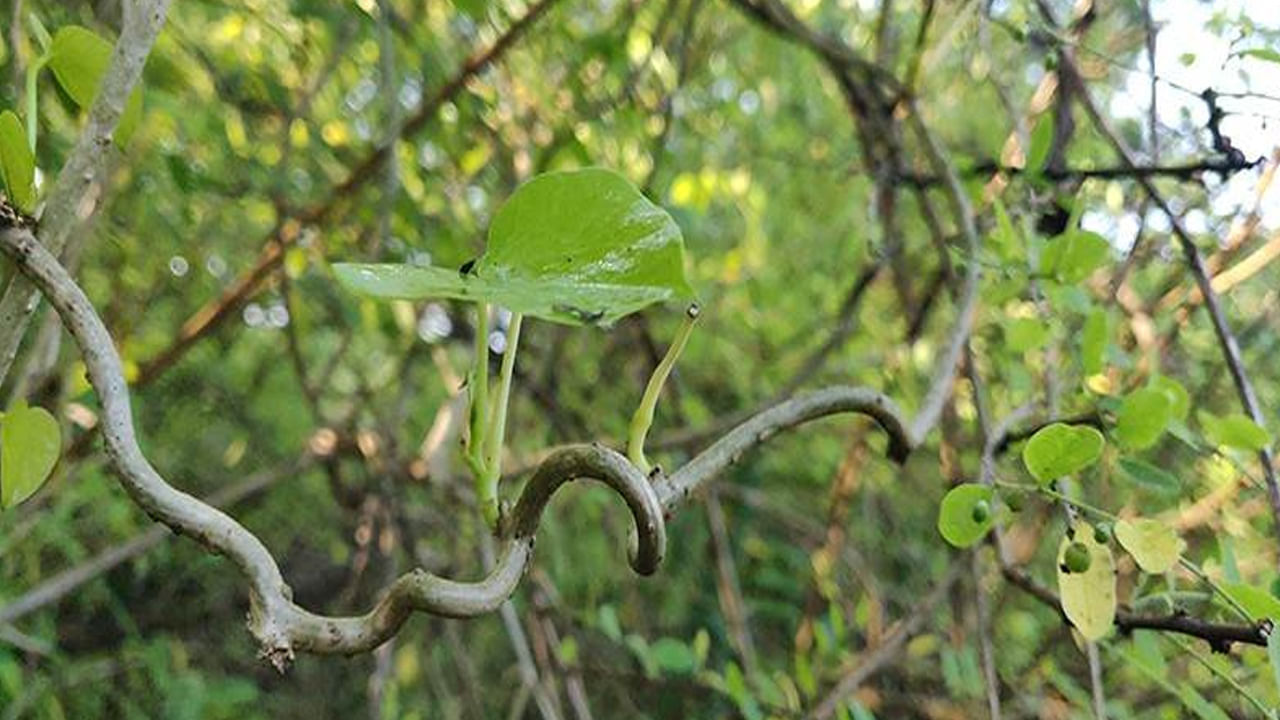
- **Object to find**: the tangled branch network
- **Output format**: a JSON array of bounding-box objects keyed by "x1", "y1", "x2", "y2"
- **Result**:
[{"x1": 1, "y1": 225, "x2": 948, "y2": 668}]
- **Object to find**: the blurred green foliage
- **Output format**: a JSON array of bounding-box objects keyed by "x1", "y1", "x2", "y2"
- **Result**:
[{"x1": 2, "y1": 0, "x2": 1280, "y2": 717}]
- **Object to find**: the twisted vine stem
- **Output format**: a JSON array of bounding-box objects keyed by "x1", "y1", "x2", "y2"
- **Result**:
[{"x1": 1, "y1": 221, "x2": 961, "y2": 666}]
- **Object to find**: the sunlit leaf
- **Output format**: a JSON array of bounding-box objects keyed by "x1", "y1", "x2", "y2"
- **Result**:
[
  {"x1": 335, "y1": 168, "x2": 694, "y2": 326},
  {"x1": 1057, "y1": 523, "x2": 1116, "y2": 641},
  {"x1": 936, "y1": 483, "x2": 994, "y2": 548},
  {"x1": 48, "y1": 26, "x2": 143, "y2": 146},
  {"x1": 1, "y1": 400, "x2": 62, "y2": 509},
  {"x1": 1022, "y1": 423, "x2": 1105, "y2": 485},
  {"x1": 1114, "y1": 518, "x2": 1184, "y2": 574}
]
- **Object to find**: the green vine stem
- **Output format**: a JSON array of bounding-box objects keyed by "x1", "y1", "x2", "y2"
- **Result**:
[
  {"x1": 628, "y1": 303, "x2": 700, "y2": 473},
  {"x1": 480, "y1": 312, "x2": 523, "y2": 527},
  {"x1": 465, "y1": 304, "x2": 490, "y2": 481}
]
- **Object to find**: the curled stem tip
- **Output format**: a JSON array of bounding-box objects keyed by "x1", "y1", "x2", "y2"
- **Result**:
[{"x1": 628, "y1": 303, "x2": 700, "y2": 473}]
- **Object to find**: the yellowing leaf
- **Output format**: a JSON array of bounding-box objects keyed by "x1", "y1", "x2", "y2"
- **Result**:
[
  {"x1": 1057, "y1": 523, "x2": 1116, "y2": 641},
  {"x1": 1114, "y1": 518, "x2": 1184, "y2": 574}
]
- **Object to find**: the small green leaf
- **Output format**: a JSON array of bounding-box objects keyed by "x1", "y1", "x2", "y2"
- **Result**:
[
  {"x1": 1241, "y1": 48, "x2": 1280, "y2": 64},
  {"x1": 1022, "y1": 422, "x2": 1105, "y2": 485},
  {"x1": 1, "y1": 400, "x2": 62, "y2": 509},
  {"x1": 1080, "y1": 308, "x2": 1108, "y2": 375},
  {"x1": 990, "y1": 196, "x2": 1020, "y2": 261},
  {"x1": 1114, "y1": 518, "x2": 1184, "y2": 574},
  {"x1": 1115, "y1": 387, "x2": 1173, "y2": 450},
  {"x1": 336, "y1": 168, "x2": 694, "y2": 326},
  {"x1": 1150, "y1": 376, "x2": 1190, "y2": 422},
  {"x1": 1199, "y1": 411, "x2": 1271, "y2": 452},
  {"x1": 48, "y1": 26, "x2": 143, "y2": 146},
  {"x1": 1044, "y1": 230, "x2": 1110, "y2": 283},
  {"x1": 0, "y1": 110, "x2": 35, "y2": 213},
  {"x1": 649, "y1": 638, "x2": 695, "y2": 674},
  {"x1": 1117, "y1": 457, "x2": 1180, "y2": 494},
  {"x1": 1222, "y1": 582, "x2": 1280, "y2": 622},
  {"x1": 1269, "y1": 629, "x2": 1280, "y2": 702},
  {"x1": 1004, "y1": 317, "x2": 1050, "y2": 353},
  {"x1": 1026, "y1": 112, "x2": 1053, "y2": 174},
  {"x1": 1057, "y1": 522, "x2": 1116, "y2": 641},
  {"x1": 937, "y1": 483, "x2": 995, "y2": 548}
]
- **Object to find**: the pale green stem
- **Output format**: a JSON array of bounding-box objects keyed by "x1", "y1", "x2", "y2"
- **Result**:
[
  {"x1": 24, "y1": 56, "x2": 47, "y2": 154},
  {"x1": 466, "y1": 304, "x2": 490, "y2": 481},
  {"x1": 629, "y1": 304, "x2": 700, "y2": 473},
  {"x1": 479, "y1": 312, "x2": 522, "y2": 527}
]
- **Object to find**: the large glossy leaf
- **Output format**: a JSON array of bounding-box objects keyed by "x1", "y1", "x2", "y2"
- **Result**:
[
  {"x1": 335, "y1": 168, "x2": 693, "y2": 326},
  {"x1": 1114, "y1": 518, "x2": 1184, "y2": 574},
  {"x1": 0, "y1": 110, "x2": 35, "y2": 213},
  {"x1": 1, "y1": 400, "x2": 62, "y2": 509},
  {"x1": 1022, "y1": 422, "x2": 1104, "y2": 485},
  {"x1": 936, "y1": 483, "x2": 994, "y2": 548},
  {"x1": 1057, "y1": 523, "x2": 1116, "y2": 641},
  {"x1": 48, "y1": 26, "x2": 143, "y2": 146}
]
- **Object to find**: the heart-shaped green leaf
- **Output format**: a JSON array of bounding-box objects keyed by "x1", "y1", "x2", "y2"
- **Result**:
[
  {"x1": 936, "y1": 483, "x2": 995, "y2": 548},
  {"x1": 1115, "y1": 387, "x2": 1173, "y2": 450},
  {"x1": 1, "y1": 400, "x2": 62, "y2": 509},
  {"x1": 335, "y1": 168, "x2": 694, "y2": 326},
  {"x1": 1022, "y1": 422, "x2": 1105, "y2": 485},
  {"x1": 49, "y1": 26, "x2": 143, "y2": 146},
  {"x1": 1114, "y1": 518, "x2": 1184, "y2": 574},
  {"x1": 0, "y1": 110, "x2": 35, "y2": 213},
  {"x1": 1057, "y1": 522, "x2": 1116, "y2": 641}
]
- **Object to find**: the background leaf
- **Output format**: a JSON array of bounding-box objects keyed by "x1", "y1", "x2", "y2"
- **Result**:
[
  {"x1": 1115, "y1": 518, "x2": 1184, "y2": 574},
  {"x1": 49, "y1": 26, "x2": 143, "y2": 146}
]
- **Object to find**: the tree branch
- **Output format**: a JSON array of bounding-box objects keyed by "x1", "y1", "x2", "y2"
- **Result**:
[
  {"x1": 0, "y1": 0, "x2": 172, "y2": 385},
  {"x1": 1, "y1": 226, "x2": 664, "y2": 667}
]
